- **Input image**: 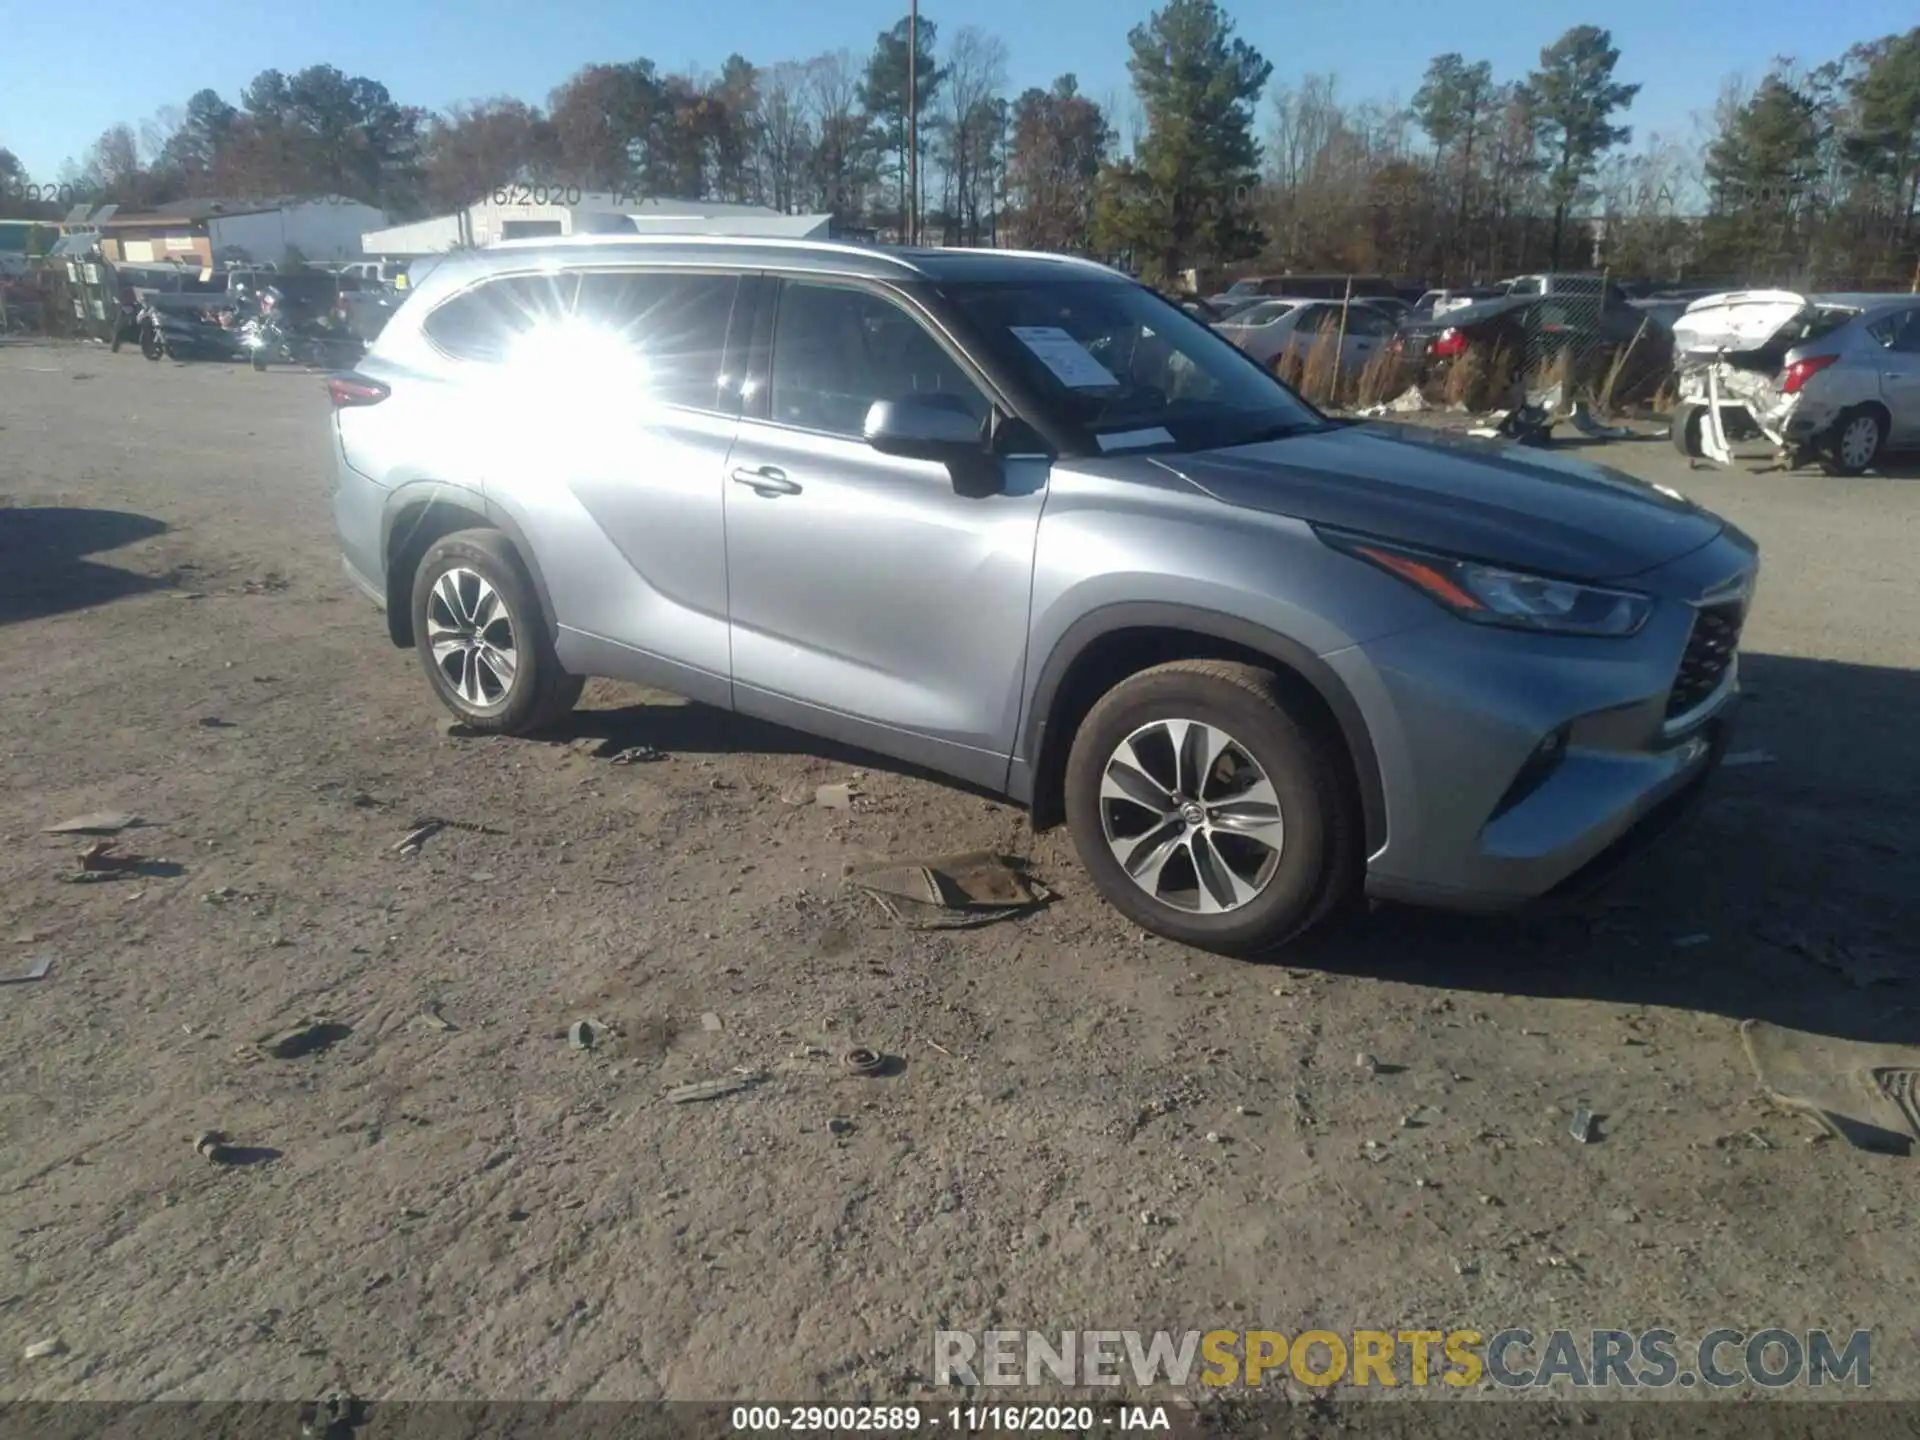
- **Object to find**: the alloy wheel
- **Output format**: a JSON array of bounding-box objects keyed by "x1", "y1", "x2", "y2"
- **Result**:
[
  {"x1": 1098, "y1": 718, "x2": 1286, "y2": 914},
  {"x1": 425, "y1": 567, "x2": 518, "y2": 710}
]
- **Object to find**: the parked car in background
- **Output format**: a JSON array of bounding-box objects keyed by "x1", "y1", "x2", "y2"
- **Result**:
[
  {"x1": 1213, "y1": 298, "x2": 1400, "y2": 374},
  {"x1": 1394, "y1": 290, "x2": 1673, "y2": 401},
  {"x1": 1358, "y1": 295, "x2": 1411, "y2": 325},
  {"x1": 1670, "y1": 290, "x2": 1920, "y2": 475},
  {"x1": 329, "y1": 234, "x2": 1757, "y2": 956},
  {"x1": 1412, "y1": 287, "x2": 1506, "y2": 319}
]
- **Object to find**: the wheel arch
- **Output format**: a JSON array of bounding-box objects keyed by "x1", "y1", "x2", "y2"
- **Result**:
[
  {"x1": 1016, "y1": 603, "x2": 1387, "y2": 855},
  {"x1": 380, "y1": 484, "x2": 555, "y2": 650}
]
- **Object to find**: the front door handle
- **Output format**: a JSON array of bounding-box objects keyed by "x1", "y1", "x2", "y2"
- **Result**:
[{"x1": 731, "y1": 465, "x2": 801, "y2": 496}]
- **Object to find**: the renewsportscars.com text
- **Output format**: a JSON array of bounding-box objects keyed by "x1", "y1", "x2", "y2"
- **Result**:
[{"x1": 933, "y1": 1328, "x2": 1871, "y2": 1389}]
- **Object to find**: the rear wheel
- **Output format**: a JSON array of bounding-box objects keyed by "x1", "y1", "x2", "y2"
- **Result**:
[
  {"x1": 140, "y1": 329, "x2": 163, "y2": 361},
  {"x1": 409, "y1": 529, "x2": 583, "y2": 736},
  {"x1": 1063, "y1": 661, "x2": 1361, "y2": 956},
  {"x1": 1820, "y1": 407, "x2": 1886, "y2": 477}
]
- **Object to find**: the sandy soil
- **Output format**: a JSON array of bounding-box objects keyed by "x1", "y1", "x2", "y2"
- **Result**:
[{"x1": 2, "y1": 339, "x2": 1917, "y2": 1405}]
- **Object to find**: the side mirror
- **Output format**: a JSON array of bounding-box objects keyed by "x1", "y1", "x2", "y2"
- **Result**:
[{"x1": 863, "y1": 397, "x2": 988, "y2": 464}]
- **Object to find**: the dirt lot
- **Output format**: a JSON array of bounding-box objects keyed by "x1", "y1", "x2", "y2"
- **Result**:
[{"x1": 2, "y1": 339, "x2": 1918, "y2": 1405}]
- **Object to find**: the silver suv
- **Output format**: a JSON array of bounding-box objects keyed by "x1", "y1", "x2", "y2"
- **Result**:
[{"x1": 329, "y1": 237, "x2": 1758, "y2": 955}]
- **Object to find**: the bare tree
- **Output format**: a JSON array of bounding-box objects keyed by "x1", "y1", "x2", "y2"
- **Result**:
[{"x1": 937, "y1": 27, "x2": 1009, "y2": 243}]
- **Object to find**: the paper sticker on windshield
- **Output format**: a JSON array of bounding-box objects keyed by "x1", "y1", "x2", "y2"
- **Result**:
[
  {"x1": 1009, "y1": 326, "x2": 1118, "y2": 389},
  {"x1": 1097, "y1": 427, "x2": 1175, "y2": 452}
]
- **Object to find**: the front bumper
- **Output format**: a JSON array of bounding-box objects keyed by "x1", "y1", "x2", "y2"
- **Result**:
[{"x1": 1330, "y1": 530, "x2": 1755, "y2": 912}]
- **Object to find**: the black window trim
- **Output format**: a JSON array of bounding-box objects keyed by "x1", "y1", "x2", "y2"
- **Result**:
[
  {"x1": 418, "y1": 261, "x2": 751, "y2": 420},
  {"x1": 739, "y1": 270, "x2": 1012, "y2": 445}
]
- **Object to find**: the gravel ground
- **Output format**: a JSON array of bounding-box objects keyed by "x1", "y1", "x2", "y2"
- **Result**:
[{"x1": 2, "y1": 339, "x2": 1917, "y2": 1405}]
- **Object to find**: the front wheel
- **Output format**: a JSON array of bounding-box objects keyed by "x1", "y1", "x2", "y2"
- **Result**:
[
  {"x1": 1820, "y1": 407, "x2": 1886, "y2": 477},
  {"x1": 1063, "y1": 660, "x2": 1362, "y2": 956},
  {"x1": 409, "y1": 529, "x2": 583, "y2": 736},
  {"x1": 140, "y1": 329, "x2": 163, "y2": 361},
  {"x1": 251, "y1": 351, "x2": 269, "y2": 371}
]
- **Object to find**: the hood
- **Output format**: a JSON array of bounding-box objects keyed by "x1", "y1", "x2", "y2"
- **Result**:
[
  {"x1": 1670, "y1": 290, "x2": 1814, "y2": 356},
  {"x1": 1151, "y1": 422, "x2": 1723, "y2": 582}
]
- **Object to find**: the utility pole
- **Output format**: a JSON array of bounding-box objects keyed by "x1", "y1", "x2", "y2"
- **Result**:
[{"x1": 907, "y1": 0, "x2": 918, "y2": 246}]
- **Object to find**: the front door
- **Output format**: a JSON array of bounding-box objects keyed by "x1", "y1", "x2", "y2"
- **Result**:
[{"x1": 722, "y1": 277, "x2": 1047, "y2": 789}]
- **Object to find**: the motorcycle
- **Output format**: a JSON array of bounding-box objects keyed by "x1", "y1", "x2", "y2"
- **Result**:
[
  {"x1": 135, "y1": 295, "x2": 248, "y2": 362},
  {"x1": 240, "y1": 284, "x2": 365, "y2": 371},
  {"x1": 108, "y1": 287, "x2": 143, "y2": 352}
]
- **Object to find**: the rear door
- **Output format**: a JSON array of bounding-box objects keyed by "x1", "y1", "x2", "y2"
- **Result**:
[
  {"x1": 1870, "y1": 305, "x2": 1920, "y2": 446},
  {"x1": 422, "y1": 266, "x2": 749, "y2": 697}
]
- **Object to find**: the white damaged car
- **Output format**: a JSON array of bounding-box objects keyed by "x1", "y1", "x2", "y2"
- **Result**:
[{"x1": 1669, "y1": 290, "x2": 1920, "y2": 475}]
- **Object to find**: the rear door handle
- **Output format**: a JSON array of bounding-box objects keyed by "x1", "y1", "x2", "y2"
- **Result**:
[{"x1": 730, "y1": 465, "x2": 801, "y2": 496}]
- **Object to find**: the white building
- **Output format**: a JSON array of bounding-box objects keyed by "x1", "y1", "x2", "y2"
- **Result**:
[
  {"x1": 362, "y1": 193, "x2": 832, "y2": 257},
  {"x1": 98, "y1": 196, "x2": 387, "y2": 268}
]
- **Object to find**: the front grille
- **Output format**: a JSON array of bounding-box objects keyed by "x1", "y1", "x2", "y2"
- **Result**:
[{"x1": 1665, "y1": 600, "x2": 1744, "y2": 720}]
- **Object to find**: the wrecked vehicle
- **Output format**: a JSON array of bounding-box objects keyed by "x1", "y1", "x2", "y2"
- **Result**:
[{"x1": 1668, "y1": 291, "x2": 1920, "y2": 476}]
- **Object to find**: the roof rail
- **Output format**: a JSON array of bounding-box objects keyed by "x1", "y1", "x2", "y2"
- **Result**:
[{"x1": 485, "y1": 232, "x2": 924, "y2": 271}]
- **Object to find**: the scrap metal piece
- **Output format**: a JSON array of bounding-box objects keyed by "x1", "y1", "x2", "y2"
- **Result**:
[
  {"x1": 43, "y1": 811, "x2": 140, "y2": 835},
  {"x1": 664, "y1": 1074, "x2": 763, "y2": 1104},
  {"x1": 846, "y1": 850, "x2": 1050, "y2": 930},
  {"x1": 1, "y1": 954, "x2": 53, "y2": 986},
  {"x1": 1569, "y1": 1106, "x2": 1598, "y2": 1144}
]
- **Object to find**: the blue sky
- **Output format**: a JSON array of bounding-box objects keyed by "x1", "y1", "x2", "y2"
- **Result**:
[{"x1": 3, "y1": 0, "x2": 1914, "y2": 186}]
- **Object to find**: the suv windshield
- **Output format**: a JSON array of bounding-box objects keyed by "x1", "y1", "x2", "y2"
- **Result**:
[{"x1": 939, "y1": 278, "x2": 1323, "y2": 453}]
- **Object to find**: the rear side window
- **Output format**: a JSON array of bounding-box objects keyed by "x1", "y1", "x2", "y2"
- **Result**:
[
  {"x1": 422, "y1": 273, "x2": 582, "y2": 362},
  {"x1": 422, "y1": 269, "x2": 737, "y2": 410},
  {"x1": 571, "y1": 271, "x2": 740, "y2": 410}
]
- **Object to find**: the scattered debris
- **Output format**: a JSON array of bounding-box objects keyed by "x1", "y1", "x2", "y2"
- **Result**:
[
  {"x1": 1, "y1": 955, "x2": 53, "y2": 986},
  {"x1": 1358, "y1": 386, "x2": 1430, "y2": 418},
  {"x1": 1722, "y1": 749, "x2": 1777, "y2": 767},
  {"x1": 665, "y1": 1073, "x2": 764, "y2": 1104},
  {"x1": 413, "y1": 1007, "x2": 456, "y2": 1033},
  {"x1": 202, "y1": 886, "x2": 238, "y2": 904},
  {"x1": 42, "y1": 811, "x2": 140, "y2": 835},
  {"x1": 828, "y1": 1117, "x2": 855, "y2": 1136},
  {"x1": 842, "y1": 1046, "x2": 884, "y2": 1077},
  {"x1": 700, "y1": 1012, "x2": 722, "y2": 1032},
  {"x1": 1355, "y1": 1052, "x2": 1379, "y2": 1075},
  {"x1": 77, "y1": 840, "x2": 143, "y2": 873},
  {"x1": 394, "y1": 821, "x2": 444, "y2": 853},
  {"x1": 23, "y1": 1338, "x2": 66, "y2": 1360},
  {"x1": 609, "y1": 745, "x2": 668, "y2": 764},
  {"x1": 815, "y1": 782, "x2": 857, "y2": 809},
  {"x1": 194, "y1": 1130, "x2": 230, "y2": 1162},
  {"x1": 1671, "y1": 933, "x2": 1711, "y2": 948},
  {"x1": 1570, "y1": 1106, "x2": 1599, "y2": 1144},
  {"x1": 1204, "y1": 1131, "x2": 1225, "y2": 1144},
  {"x1": 300, "y1": 1391, "x2": 362, "y2": 1439},
  {"x1": 1746, "y1": 1128, "x2": 1774, "y2": 1151},
  {"x1": 260, "y1": 1021, "x2": 351, "y2": 1059},
  {"x1": 1566, "y1": 401, "x2": 1633, "y2": 440},
  {"x1": 845, "y1": 850, "x2": 1051, "y2": 930},
  {"x1": 1138, "y1": 1210, "x2": 1172, "y2": 1227},
  {"x1": 1742, "y1": 1020, "x2": 1920, "y2": 1155},
  {"x1": 568, "y1": 1019, "x2": 606, "y2": 1051},
  {"x1": 197, "y1": 716, "x2": 237, "y2": 729},
  {"x1": 1608, "y1": 1207, "x2": 1639, "y2": 1224}
]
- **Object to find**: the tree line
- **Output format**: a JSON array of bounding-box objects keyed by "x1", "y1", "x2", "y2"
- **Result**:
[{"x1": 2, "y1": 2, "x2": 1916, "y2": 288}]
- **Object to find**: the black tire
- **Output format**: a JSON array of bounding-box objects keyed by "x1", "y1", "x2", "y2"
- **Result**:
[
  {"x1": 140, "y1": 330, "x2": 163, "y2": 361},
  {"x1": 110, "y1": 332, "x2": 123, "y2": 353},
  {"x1": 409, "y1": 528, "x2": 584, "y2": 736},
  {"x1": 1819, "y1": 406, "x2": 1886, "y2": 477},
  {"x1": 1669, "y1": 402, "x2": 1702, "y2": 459},
  {"x1": 251, "y1": 352, "x2": 269, "y2": 371},
  {"x1": 1063, "y1": 660, "x2": 1362, "y2": 957}
]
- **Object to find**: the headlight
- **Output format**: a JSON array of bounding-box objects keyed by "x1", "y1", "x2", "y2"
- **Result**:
[{"x1": 1317, "y1": 529, "x2": 1653, "y2": 637}]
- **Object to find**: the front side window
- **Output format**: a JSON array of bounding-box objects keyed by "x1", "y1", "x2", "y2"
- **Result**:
[
  {"x1": 769, "y1": 281, "x2": 990, "y2": 438},
  {"x1": 939, "y1": 278, "x2": 1326, "y2": 454}
]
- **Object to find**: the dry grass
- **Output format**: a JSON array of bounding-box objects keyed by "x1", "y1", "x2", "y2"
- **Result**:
[
  {"x1": 1441, "y1": 339, "x2": 1520, "y2": 414},
  {"x1": 1268, "y1": 327, "x2": 1417, "y2": 411}
]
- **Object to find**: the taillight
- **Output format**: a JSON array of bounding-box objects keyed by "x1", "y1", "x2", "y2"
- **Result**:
[
  {"x1": 1781, "y1": 354, "x2": 1838, "y2": 395},
  {"x1": 1432, "y1": 328, "x2": 1467, "y2": 359},
  {"x1": 327, "y1": 373, "x2": 389, "y2": 408}
]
